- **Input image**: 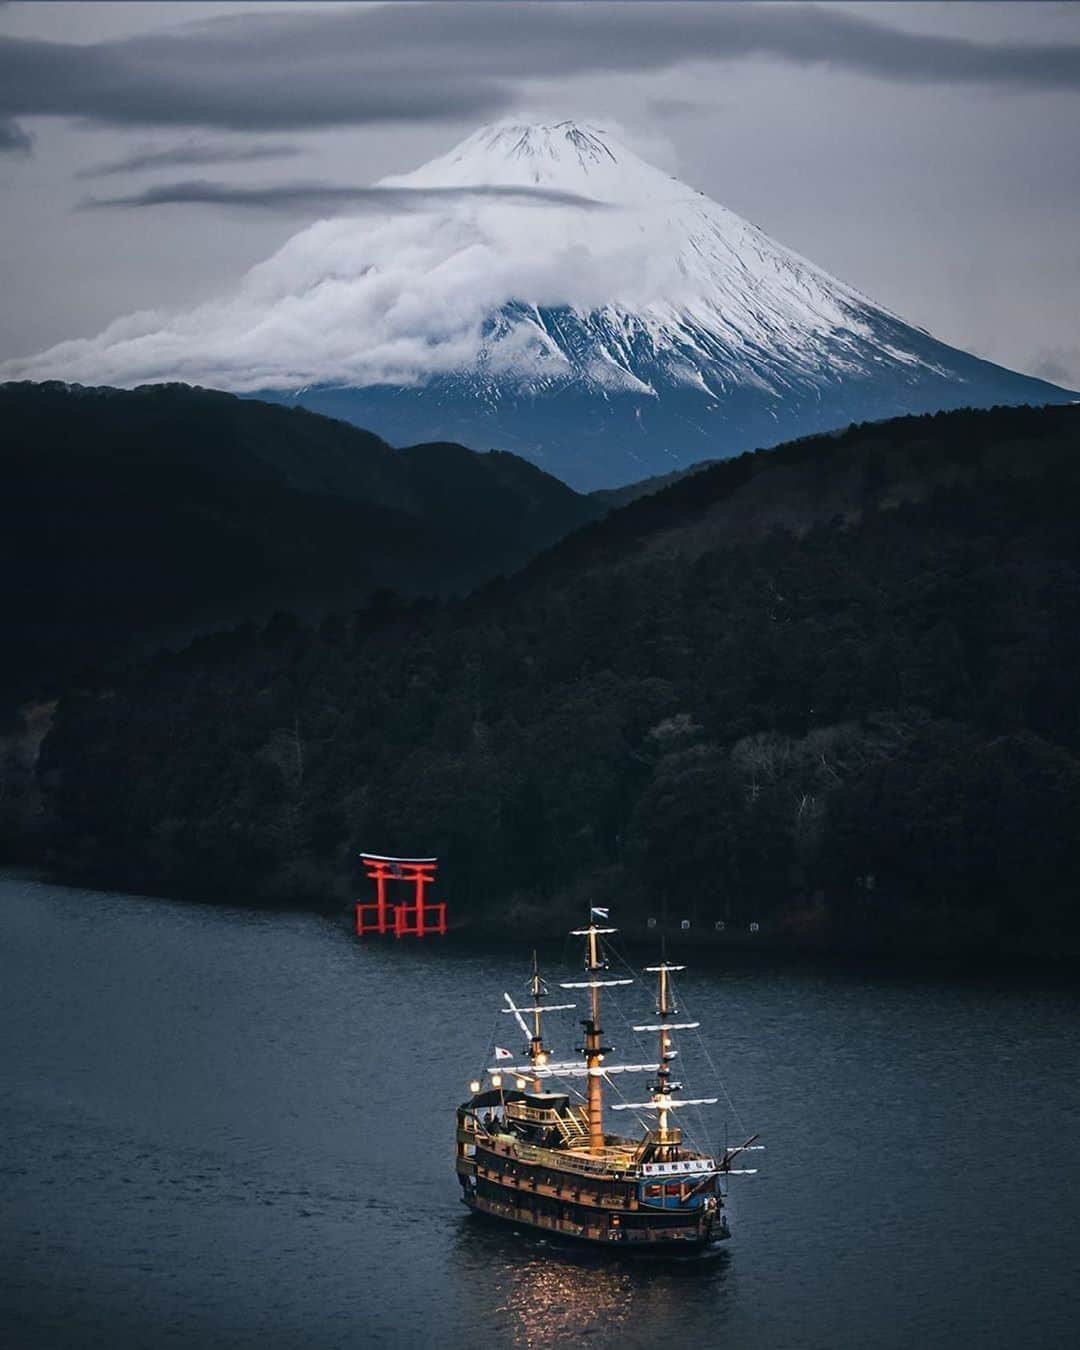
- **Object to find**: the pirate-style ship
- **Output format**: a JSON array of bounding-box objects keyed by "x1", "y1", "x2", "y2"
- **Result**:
[{"x1": 455, "y1": 912, "x2": 758, "y2": 1250}]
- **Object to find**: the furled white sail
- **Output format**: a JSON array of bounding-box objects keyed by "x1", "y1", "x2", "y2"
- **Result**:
[
  {"x1": 488, "y1": 1061, "x2": 660, "y2": 1077},
  {"x1": 501, "y1": 1004, "x2": 576, "y2": 1014},
  {"x1": 559, "y1": 978, "x2": 633, "y2": 989},
  {"x1": 631, "y1": 1021, "x2": 700, "y2": 1032},
  {"x1": 610, "y1": 1097, "x2": 719, "y2": 1110}
]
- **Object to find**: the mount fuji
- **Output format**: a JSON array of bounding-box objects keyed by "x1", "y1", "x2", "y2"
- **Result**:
[{"x1": 7, "y1": 121, "x2": 1074, "y2": 490}]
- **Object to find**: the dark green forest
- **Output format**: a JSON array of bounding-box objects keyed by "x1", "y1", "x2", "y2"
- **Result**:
[
  {"x1": 16, "y1": 400, "x2": 1080, "y2": 957},
  {"x1": 0, "y1": 381, "x2": 600, "y2": 706}
]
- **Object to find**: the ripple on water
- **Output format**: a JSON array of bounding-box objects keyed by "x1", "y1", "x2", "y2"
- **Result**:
[{"x1": 2, "y1": 874, "x2": 1078, "y2": 1349}]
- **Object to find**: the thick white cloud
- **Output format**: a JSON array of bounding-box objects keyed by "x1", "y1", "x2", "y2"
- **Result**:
[
  {"x1": 0, "y1": 125, "x2": 754, "y2": 391},
  {"x1": 0, "y1": 196, "x2": 651, "y2": 390}
]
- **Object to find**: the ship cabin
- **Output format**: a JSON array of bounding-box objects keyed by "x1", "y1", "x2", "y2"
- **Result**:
[{"x1": 456, "y1": 1086, "x2": 725, "y2": 1246}]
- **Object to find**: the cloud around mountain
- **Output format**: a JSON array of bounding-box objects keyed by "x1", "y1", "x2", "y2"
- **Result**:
[
  {"x1": 77, "y1": 180, "x2": 606, "y2": 214},
  {"x1": 75, "y1": 141, "x2": 305, "y2": 179},
  {"x1": 0, "y1": 124, "x2": 716, "y2": 390}
]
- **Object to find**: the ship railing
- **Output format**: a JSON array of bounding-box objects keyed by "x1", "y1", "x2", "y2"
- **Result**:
[
  {"x1": 499, "y1": 1139, "x2": 639, "y2": 1178},
  {"x1": 506, "y1": 1101, "x2": 563, "y2": 1126}
]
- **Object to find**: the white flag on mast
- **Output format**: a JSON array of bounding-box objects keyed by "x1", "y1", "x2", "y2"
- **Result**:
[
  {"x1": 493, "y1": 1046, "x2": 513, "y2": 1060},
  {"x1": 590, "y1": 906, "x2": 610, "y2": 919}
]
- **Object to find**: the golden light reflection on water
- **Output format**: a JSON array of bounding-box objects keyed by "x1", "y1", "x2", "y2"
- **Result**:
[
  {"x1": 454, "y1": 1219, "x2": 733, "y2": 1348},
  {"x1": 495, "y1": 1253, "x2": 634, "y2": 1347}
]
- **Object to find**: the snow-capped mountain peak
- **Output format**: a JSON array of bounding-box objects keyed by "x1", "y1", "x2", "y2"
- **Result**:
[
  {"x1": 384, "y1": 119, "x2": 686, "y2": 205},
  {"x1": 2, "y1": 119, "x2": 1071, "y2": 489}
]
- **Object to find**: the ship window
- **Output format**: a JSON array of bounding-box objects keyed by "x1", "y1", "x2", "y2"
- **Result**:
[
  {"x1": 665, "y1": 1182, "x2": 682, "y2": 1196},
  {"x1": 645, "y1": 1184, "x2": 662, "y2": 1198}
]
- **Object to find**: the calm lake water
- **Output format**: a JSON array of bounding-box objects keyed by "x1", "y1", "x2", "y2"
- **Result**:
[{"x1": 2, "y1": 874, "x2": 1079, "y2": 1349}]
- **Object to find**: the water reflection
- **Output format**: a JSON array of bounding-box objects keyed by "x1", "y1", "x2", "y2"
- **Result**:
[{"x1": 454, "y1": 1217, "x2": 734, "y2": 1348}]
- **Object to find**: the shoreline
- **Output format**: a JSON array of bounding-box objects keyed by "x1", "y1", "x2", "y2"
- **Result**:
[{"x1": 6, "y1": 862, "x2": 1078, "y2": 975}]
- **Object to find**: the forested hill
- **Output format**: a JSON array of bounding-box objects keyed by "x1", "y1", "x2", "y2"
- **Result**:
[
  {"x1": 30, "y1": 402, "x2": 1080, "y2": 957},
  {"x1": 0, "y1": 381, "x2": 598, "y2": 705}
]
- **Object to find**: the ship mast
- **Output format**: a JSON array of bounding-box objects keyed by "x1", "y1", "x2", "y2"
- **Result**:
[
  {"x1": 646, "y1": 959, "x2": 683, "y2": 1154},
  {"x1": 523, "y1": 952, "x2": 554, "y2": 1093},
  {"x1": 584, "y1": 921, "x2": 606, "y2": 1150},
  {"x1": 502, "y1": 956, "x2": 574, "y2": 1093},
  {"x1": 563, "y1": 910, "x2": 621, "y2": 1152}
]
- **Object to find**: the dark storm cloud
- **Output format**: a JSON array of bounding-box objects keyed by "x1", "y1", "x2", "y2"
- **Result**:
[
  {"x1": 78, "y1": 179, "x2": 608, "y2": 213},
  {"x1": 0, "y1": 28, "x2": 511, "y2": 132},
  {"x1": 77, "y1": 141, "x2": 304, "y2": 179},
  {"x1": 0, "y1": 115, "x2": 31, "y2": 153},
  {"x1": 2, "y1": 3, "x2": 1078, "y2": 136}
]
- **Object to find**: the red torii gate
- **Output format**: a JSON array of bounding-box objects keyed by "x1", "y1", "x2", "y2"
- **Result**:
[{"x1": 355, "y1": 853, "x2": 446, "y2": 938}]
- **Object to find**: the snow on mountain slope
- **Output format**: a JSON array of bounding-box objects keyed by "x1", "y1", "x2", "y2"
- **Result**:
[
  {"x1": 386, "y1": 121, "x2": 897, "y2": 385},
  {"x1": 3, "y1": 120, "x2": 1073, "y2": 489}
]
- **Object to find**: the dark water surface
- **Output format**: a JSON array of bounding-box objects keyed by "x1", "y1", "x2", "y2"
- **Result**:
[{"x1": 2, "y1": 875, "x2": 1078, "y2": 1349}]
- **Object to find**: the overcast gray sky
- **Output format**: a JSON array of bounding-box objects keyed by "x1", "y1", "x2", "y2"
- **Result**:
[{"x1": 1, "y1": 1, "x2": 1078, "y2": 386}]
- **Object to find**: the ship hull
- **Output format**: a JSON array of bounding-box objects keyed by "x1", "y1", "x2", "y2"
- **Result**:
[
  {"x1": 459, "y1": 1162, "x2": 729, "y2": 1252},
  {"x1": 462, "y1": 1192, "x2": 727, "y2": 1253}
]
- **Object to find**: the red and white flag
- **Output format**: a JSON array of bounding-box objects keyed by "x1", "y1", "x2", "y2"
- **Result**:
[{"x1": 493, "y1": 1046, "x2": 513, "y2": 1060}]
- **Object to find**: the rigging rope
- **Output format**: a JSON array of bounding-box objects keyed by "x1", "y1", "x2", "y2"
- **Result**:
[
  {"x1": 602, "y1": 933, "x2": 713, "y2": 1153},
  {"x1": 599, "y1": 935, "x2": 655, "y2": 1062},
  {"x1": 478, "y1": 934, "x2": 748, "y2": 1160},
  {"x1": 670, "y1": 972, "x2": 750, "y2": 1140},
  {"x1": 474, "y1": 1003, "x2": 504, "y2": 1090},
  {"x1": 601, "y1": 931, "x2": 751, "y2": 1153},
  {"x1": 602, "y1": 939, "x2": 723, "y2": 1150},
  {"x1": 539, "y1": 937, "x2": 652, "y2": 1133},
  {"x1": 598, "y1": 1070, "x2": 652, "y2": 1137}
]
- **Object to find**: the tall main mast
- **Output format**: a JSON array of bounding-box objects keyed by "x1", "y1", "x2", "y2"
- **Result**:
[
  {"x1": 562, "y1": 912, "x2": 622, "y2": 1151},
  {"x1": 584, "y1": 921, "x2": 606, "y2": 1150}
]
